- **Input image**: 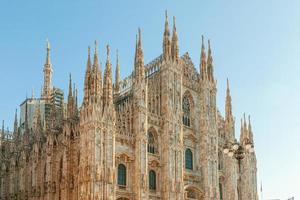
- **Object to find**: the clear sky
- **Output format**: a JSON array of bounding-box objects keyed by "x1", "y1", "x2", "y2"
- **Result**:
[{"x1": 0, "y1": 0, "x2": 299, "y2": 199}]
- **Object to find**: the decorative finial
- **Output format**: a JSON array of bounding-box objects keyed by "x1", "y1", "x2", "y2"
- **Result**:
[
  {"x1": 88, "y1": 46, "x2": 91, "y2": 56},
  {"x1": 45, "y1": 39, "x2": 51, "y2": 65},
  {"x1": 227, "y1": 78, "x2": 229, "y2": 90},
  {"x1": 165, "y1": 10, "x2": 168, "y2": 20},
  {"x1": 116, "y1": 49, "x2": 119, "y2": 65},
  {"x1": 94, "y1": 40, "x2": 98, "y2": 53},
  {"x1": 106, "y1": 45, "x2": 110, "y2": 59},
  {"x1": 138, "y1": 28, "x2": 142, "y2": 47},
  {"x1": 46, "y1": 39, "x2": 51, "y2": 50}
]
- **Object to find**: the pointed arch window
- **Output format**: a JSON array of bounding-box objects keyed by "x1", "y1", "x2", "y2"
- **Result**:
[
  {"x1": 182, "y1": 96, "x2": 191, "y2": 127},
  {"x1": 118, "y1": 164, "x2": 126, "y2": 186},
  {"x1": 185, "y1": 148, "x2": 193, "y2": 170},
  {"x1": 147, "y1": 131, "x2": 156, "y2": 154},
  {"x1": 149, "y1": 170, "x2": 156, "y2": 190}
]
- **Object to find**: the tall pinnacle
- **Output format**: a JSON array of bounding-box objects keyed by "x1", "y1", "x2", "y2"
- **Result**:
[
  {"x1": 14, "y1": 109, "x2": 18, "y2": 135},
  {"x1": 83, "y1": 46, "x2": 92, "y2": 105},
  {"x1": 103, "y1": 45, "x2": 113, "y2": 106},
  {"x1": 67, "y1": 73, "x2": 74, "y2": 118},
  {"x1": 207, "y1": 39, "x2": 214, "y2": 81},
  {"x1": 93, "y1": 40, "x2": 100, "y2": 75},
  {"x1": 1, "y1": 120, "x2": 4, "y2": 139},
  {"x1": 171, "y1": 16, "x2": 179, "y2": 62},
  {"x1": 92, "y1": 40, "x2": 102, "y2": 101},
  {"x1": 200, "y1": 35, "x2": 207, "y2": 81},
  {"x1": 248, "y1": 115, "x2": 254, "y2": 143},
  {"x1": 23, "y1": 102, "x2": 30, "y2": 146},
  {"x1": 46, "y1": 39, "x2": 51, "y2": 65},
  {"x1": 115, "y1": 49, "x2": 120, "y2": 92},
  {"x1": 243, "y1": 113, "x2": 247, "y2": 131},
  {"x1": 68, "y1": 73, "x2": 73, "y2": 99},
  {"x1": 134, "y1": 28, "x2": 145, "y2": 83},
  {"x1": 163, "y1": 10, "x2": 171, "y2": 60},
  {"x1": 225, "y1": 79, "x2": 233, "y2": 123},
  {"x1": 42, "y1": 40, "x2": 53, "y2": 99}
]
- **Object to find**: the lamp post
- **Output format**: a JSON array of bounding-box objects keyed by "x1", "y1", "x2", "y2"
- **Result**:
[{"x1": 223, "y1": 139, "x2": 254, "y2": 200}]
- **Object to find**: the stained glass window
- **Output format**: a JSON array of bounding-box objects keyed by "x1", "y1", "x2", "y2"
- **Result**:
[
  {"x1": 118, "y1": 164, "x2": 126, "y2": 186},
  {"x1": 149, "y1": 170, "x2": 156, "y2": 190},
  {"x1": 185, "y1": 148, "x2": 193, "y2": 170}
]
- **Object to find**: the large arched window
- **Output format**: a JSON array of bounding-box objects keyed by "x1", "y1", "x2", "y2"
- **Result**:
[
  {"x1": 182, "y1": 96, "x2": 191, "y2": 127},
  {"x1": 149, "y1": 170, "x2": 156, "y2": 190},
  {"x1": 148, "y1": 132, "x2": 156, "y2": 154},
  {"x1": 118, "y1": 164, "x2": 126, "y2": 186},
  {"x1": 185, "y1": 148, "x2": 193, "y2": 170}
]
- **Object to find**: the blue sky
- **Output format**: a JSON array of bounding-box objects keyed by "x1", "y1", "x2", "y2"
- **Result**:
[{"x1": 0, "y1": 0, "x2": 299, "y2": 199}]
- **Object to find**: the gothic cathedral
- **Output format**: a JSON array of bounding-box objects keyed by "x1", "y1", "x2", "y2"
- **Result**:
[{"x1": 0, "y1": 12, "x2": 258, "y2": 200}]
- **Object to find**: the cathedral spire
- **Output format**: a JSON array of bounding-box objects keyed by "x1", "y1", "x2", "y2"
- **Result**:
[
  {"x1": 115, "y1": 49, "x2": 120, "y2": 93},
  {"x1": 91, "y1": 40, "x2": 102, "y2": 102},
  {"x1": 84, "y1": 46, "x2": 92, "y2": 105},
  {"x1": 248, "y1": 115, "x2": 254, "y2": 143},
  {"x1": 200, "y1": 35, "x2": 207, "y2": 81},
  {"x1": 14, "y1": 109, "x2": 18, "y2": 135},
  {"x1": 93, "y1": 40, "x2": 99, "y2": 72},
  {"x1": 207, "y1": 39, "x2": 214, "y2": 81},
  {"x1": 171, "y1": 16, "x2": 179, "y2": 62},
  {"x1": 42, "y1": 40, "x2": 53, "y2": 99},
  {"x1": 95, "y1": 41, "x2": 102, "y2": 97},
  {"x1": 23, "y1": 102, "x2": 30, "y2": 146},
  {"x1": 163, "y1": 10, "x2": 171, "y2": 61},
  {"x1": 134, "y1": 28, "x2": 145, "y2": 83},
  {"x1": 225, "y1": 79, "x2": 233, "y2": 123},
  {"x1": 1, "y1": 120, "x2": 4, "y2": 139},
  {"x1": 243, "y1": 113, "x2": 247, "y2": 132},
  {"x1": 240, "y1": 113, "x2": 249, "y2": 145},
  {"x1": 68, "y1": 73, "x2": 73, "y2": 99},
  {"x1": 45, "y1": 39, "x2": 51, "y2": 65},
  {"x1": 103, "y1": 45, "x2": 113, "y2": 106},
  {"x1": 75, "y1": 88, "x2": 78, "y2": 116},
  {"x1": 240, "y1": 117, "x2": 244, "y2": 142},
  {"x1": 67, "y1": 74, "x2": 74, "y2": 118}
]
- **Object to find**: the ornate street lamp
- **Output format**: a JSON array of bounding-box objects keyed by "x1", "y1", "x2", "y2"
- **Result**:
[{"x1": 223, "y1": 139, "x2": 254, "y2": 200}]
